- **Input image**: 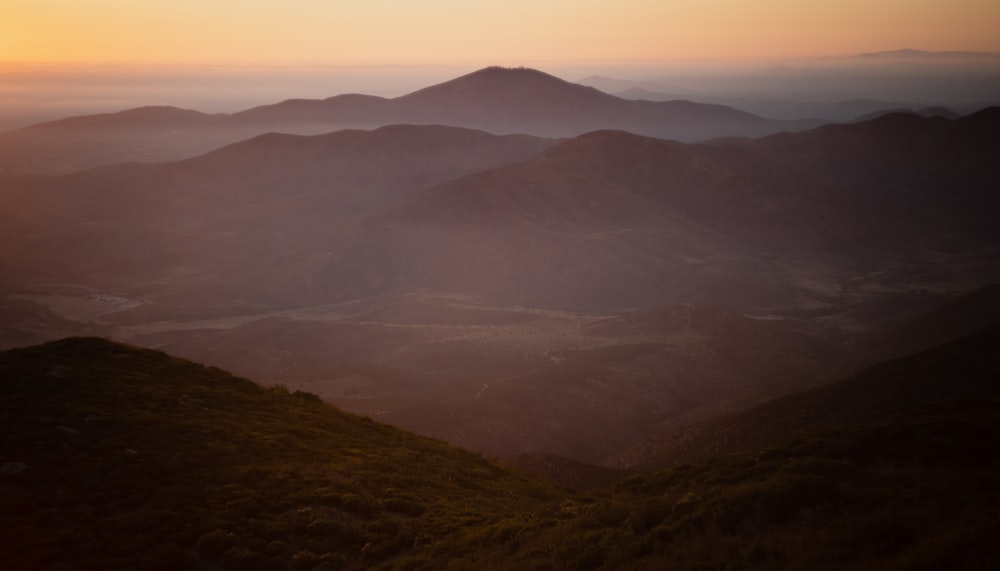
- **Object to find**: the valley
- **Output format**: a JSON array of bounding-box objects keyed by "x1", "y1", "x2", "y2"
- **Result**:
[
  {"x1": 1, "y1": 62, "x2": 999, "y2": 569},
  {"x1": 3, "y1": 80, "x2": 999, "y2": 467}
]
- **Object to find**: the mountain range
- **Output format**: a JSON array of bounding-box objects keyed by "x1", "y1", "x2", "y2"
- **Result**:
[
  {"x1": 0, "y1": 66, "x2": 819, "y2": 174},
  {"x1": 2, "y1": 106, "x2": 998, "y2": 465},
  {"x1": 6, "y1": 109, "x2": 995, "y2": 315},
  {"x1": 2, "y1": 63, "x2": 998, "y2": 568}
]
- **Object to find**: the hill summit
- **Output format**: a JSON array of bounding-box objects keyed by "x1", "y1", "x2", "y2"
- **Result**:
[{"x1": 397, "y1": 65, "x2": 615, "y2": 109}]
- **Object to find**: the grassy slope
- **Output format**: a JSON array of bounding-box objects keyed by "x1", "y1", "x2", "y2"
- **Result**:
[
  {"x1": 514, "y1": 400, "x2": 1000, "y2": 571},
  {"x1": 2, "y1": 334, "x2": 999, "y2": 570},
  {"x1": 0, "y1": 337, "x2": 563, "y2": 570}
]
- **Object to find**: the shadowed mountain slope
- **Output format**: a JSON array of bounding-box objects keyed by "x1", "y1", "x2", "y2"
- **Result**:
[
  {"x1": 851, "y1": 283, "x2": 1000, "y2": 369},
  {"x1": 317, "y1": 111, "x2": 1000, "y2": 313},
  {"x1": 750, "y1": 108, "x2": 1000, "y2": 249},
  {"x1": 618, "y1": 319, "x2": 1000, "y2": 470}
]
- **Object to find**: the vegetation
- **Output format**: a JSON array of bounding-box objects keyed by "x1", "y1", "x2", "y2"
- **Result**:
[
  {"x1": 0, "y1": 337, "x2": 562, "y2": 570},
  {"x1": 2, "y1": 336, "x2": 998, "y2": 569}
]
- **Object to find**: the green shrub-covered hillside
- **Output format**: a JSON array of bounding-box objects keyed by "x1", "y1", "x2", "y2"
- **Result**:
[
  {"x1": 0, "y1": 337, "x2": 563, "y2": 570},
  {"x1": 2, "y1": 334, "x2": 999, "y2": 570}
]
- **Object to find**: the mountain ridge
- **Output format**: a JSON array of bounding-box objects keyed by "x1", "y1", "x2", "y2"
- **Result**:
[{"x1": 0, "y1": 66, "x2": 820, "y2": 174}]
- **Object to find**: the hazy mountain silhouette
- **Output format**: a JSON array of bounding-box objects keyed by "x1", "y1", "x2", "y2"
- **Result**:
[
  {"x1": 0, "y1": 66, "x2": 819, "y2": 174},
  {"x1": 2, "y1": 109, "x2": 999, "y2": 468},
  {"x1": 317, "y1": 110, "x2": 1000, "y2": 313},
  {"x1": 232, "y1": 66, "x2": 818, "y2": 140},
  {"x1": 594, "y1": 81, "x2": 918, "y2": 121},
  {"x1": 851, "y1": 105, "x2": 961, "y2": 122},
  {"x1": 3, "y1": 110, "x2": 997, "y2": 320},
  {"x1": 24, "y1": 105, "x2": 218, "y2": 129},
  {"x1": 857, "y1": 48, "x2": 999, "y2": 59},
  {"x1": 0, "y1": 105, "x2": 232, "y2": 173},
  {"x1": 0, "y1": 125, "x2": 553, "y2": 314},
  {"x1": 322, "y1": 129, "x2": 849, "y2": 311}
]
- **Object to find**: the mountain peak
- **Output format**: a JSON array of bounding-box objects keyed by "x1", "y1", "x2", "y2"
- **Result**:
[
  {"x1": 397, "y1": 65, "x2": 615, "y2": 107},
  {"x1": 469, "y1": 65, "x2": 559, "y2": 79}
]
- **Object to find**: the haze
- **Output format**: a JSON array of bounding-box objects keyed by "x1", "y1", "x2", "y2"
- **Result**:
[
  {"x1": 2, "y1": 0, "x2": 999, "y2": 130},
  {"x1": 3, "y1": 2, "x2": 1000, "y2": 566}
]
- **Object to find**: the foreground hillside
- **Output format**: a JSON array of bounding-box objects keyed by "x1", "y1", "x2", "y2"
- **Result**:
[
  {"x1": 3, "y1": 334, "x2": 999, "y2": 569},
  {"x1": 0, "y1": 337, "x2": 562, "y2": 570}
]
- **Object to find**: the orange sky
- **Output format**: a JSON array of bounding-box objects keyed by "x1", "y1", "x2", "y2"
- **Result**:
[{"x1": 3, "y1": 0, "x2": 1000, "y2": 65}]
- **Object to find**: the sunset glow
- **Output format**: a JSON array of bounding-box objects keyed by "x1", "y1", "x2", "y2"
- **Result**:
[{"x1": 3, "y1": 0, "x2": 1000, "y2": 65}]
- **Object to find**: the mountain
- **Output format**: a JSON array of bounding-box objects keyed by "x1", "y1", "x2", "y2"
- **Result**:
[
  {"x1": 0, "y1": 106, "x2": 236, "y2": 174},
  {"x1": 23, "y1": 105, "x2": 218, "y2": 129},
  {"x1": 0, "y1": 66, "x2": 819, "y2": 174},
  {"x1": 315, "y1": 110, "x2": 1000, "y2": 314},
  {"x1": 618, "y1": 319, "x2": 1000, "y2": 470},
  {"x1": 851, "y1": 283, "x2": 1000, "y2": 369},
  {"x1": 857, "y1": 48, "x2": 999, "y2": 59},
  {"x1": 3, "y1": 110, "x2": 999, "y2": 469},
  {"x1": 749, "y1": 109, "x2": 1000, "y2": 253},
  {"x1": 598, "y1": 83, "x2": 918, "y2": 122},
  {"x1": 851, "y1": 105, "x2": 961, "y2": 122},
  {"x1": 4, "y1": 336, "x2": 998, "y2": 569},
  {"x1": 0, "y1": 124, "x2": 553, "y2": 316},
  {"x1": 225, "y1": 93, "x2": 391, "y2": 126},
  {"x1": 0, "y1": 337, "x2": 562, "y2": 570},
  {"x1": 230, "y1": 66, "x2": 818, "y2": 141}
]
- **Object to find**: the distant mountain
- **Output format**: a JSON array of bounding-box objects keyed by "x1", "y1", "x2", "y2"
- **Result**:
[
  {"x1": 4, "y1": 110, "x2": 997, "y2": 319},
  {"x1": 0, "y1": 66, "x2": 820, "y2": 174},
  {"x1": 857, "y1": 48, "x2": 999, "y2": 59},
  {"x1": 228, "y1": 66, "x2": 816, "y2": 140},
  {"x1": 3, "y1": 110, "x2": 999, "y2": 469},
  {"x1": 316, "y1": 110, "x2": 1000, "y2": 313},
  {"x1": 0, "y1": 105, "x2": 236, "y2": 173},
  {"x1": 851, "y1": 105, "x2": 961, "y2": 122},
  {"x1": 0, "y1": 125, "x2": 553, "y2": 314},
  {"x1": 602, "y1": 85, "x2": 917, "y2": 121},
  {"x1": 25, "y1": 105, "x2": 219, "y2": 130},
  {"x1": 225, "y1": 93, "x2": 391, "y2": 126}
]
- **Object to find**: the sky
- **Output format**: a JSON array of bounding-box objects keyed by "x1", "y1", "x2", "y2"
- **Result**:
[
  {"x1": 1, "y1": 0, "x2": 999, "y2": 130},
  {"x1": 3, "y1": 0, "x2": 1000, "y2": 65}
]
